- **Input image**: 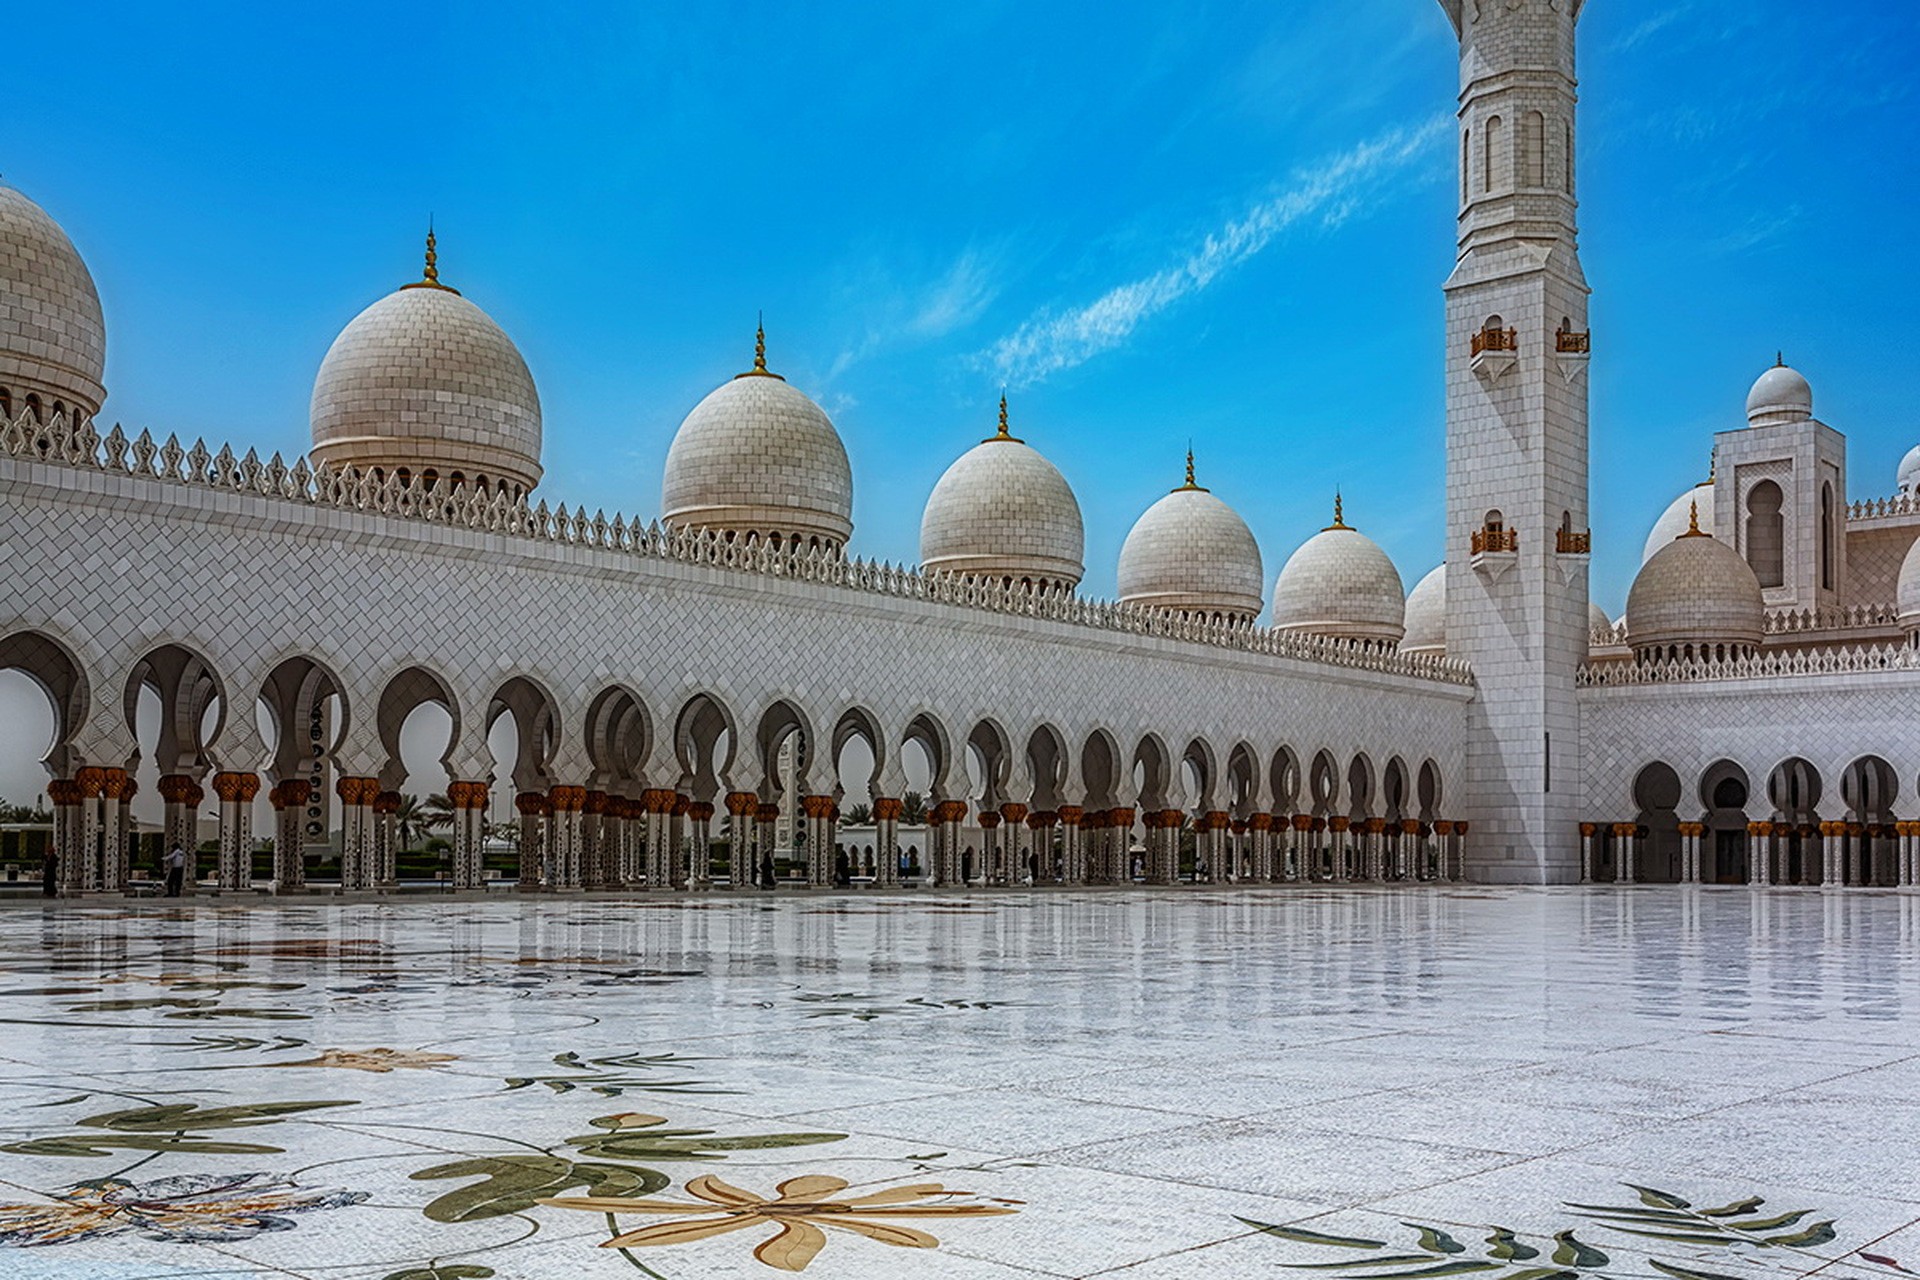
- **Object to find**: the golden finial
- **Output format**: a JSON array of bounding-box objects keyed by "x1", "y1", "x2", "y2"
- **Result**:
[
  {"x1": 1177, "y1": 448, "x2": 1207, "y2": 492},
  {"x1": 1325, "y1": 491, "x2": 1349, "y2": 531},
  {"x1": 1775, "y1": 350, "x2": 1785, "y2": 368},
  {"x1": 735, "y1": 312, "x2": 785, "y2": 380},
  {"x1": 401, "y1": 220, "x2": 460, "y2": 295},
  {"x1": 985, "y1": 391, "x2": 1022, "y2": 443},
  {"x1": 1682, "y1": 498, "x2": 1706, "y2": 537}
]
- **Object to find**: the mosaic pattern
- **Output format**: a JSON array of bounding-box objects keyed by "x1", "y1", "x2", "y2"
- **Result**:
[{"x1": 0, "y1": 888, "x2": 1914, "y2": 1278}]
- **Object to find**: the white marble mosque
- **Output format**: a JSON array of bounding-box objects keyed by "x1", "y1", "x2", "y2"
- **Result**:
[{"x1": 5, "y1": 0, "x2": 1920, "y2": 904}]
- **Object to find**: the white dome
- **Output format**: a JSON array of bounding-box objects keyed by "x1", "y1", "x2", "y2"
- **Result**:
[
  {"x1": 1626, "y1": 526, "x2": 1766, "y2": 658},
  {"x1": 1401, "y1": 565, "x2": 1446, "y2": 656},
  {"x1": 0, "y1": 184, "x2": 107, "y2": 419},
  {"x1": 662, "y1": 330, "x2": 853, "y2": 552},
  {"x1": 310, "y1": 239, "x2": 542, "y2": 495},
  {"x1": 1271, "y1": 502, "x2": 1406, "y2": 644},
  {"x1": 1116, "y1": 460, "x2": 1262, "y2": 620},
  {"x1": 1642, "y1": 483, "x2": 1716, "y2": 564},
  {"x1": 1589, "y1": 601, "x2": 1612, "y2": 635},
  {"x1": 1899, "y1": 536, "x2": 1920, "y2": 635},
  {"x1": 920, "y1": 401, "x2": 1082, "y2": 589},
  {"x1": 1746, "y1": 359, "x2": 1813, "y2": 428},
  {"x1": 1898, "y1": 445, "x2": 1920, "y2": 499}
]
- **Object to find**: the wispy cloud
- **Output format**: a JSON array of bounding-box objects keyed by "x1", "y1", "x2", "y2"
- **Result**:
[
  {"x1": 1612, "y1": 6, "x2": 1689, "y2": 53},
  {"x1": 826, "y1": 246, "x2": 1005, "y2": 381},
  {"x1": 975, "y1": 118, "x2": 1446, "y2": 388}
]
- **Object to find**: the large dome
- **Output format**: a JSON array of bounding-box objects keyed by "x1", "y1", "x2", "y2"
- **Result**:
[
  {"x1": 1116, "y1": 456, "x2": 1262, "y2": 621},
  {"x1": 1401, "y1": 565, "x2": 1446, "y2": 656},
  {"x1": 1642, "y1": 481, "x2": 1716, "y2": 564},
  {"x1": 1626, "y1": 508, "x2": 1766, "y2": 660},
  {"x1": 1270, "y1": 499, "x2": 1406, "y2": 644},
  {"x1": 1900, "y1": 536, "x2": 1920, "y2": 637},
  {"x1": 310, "y1": 234, "x2": 542, "y2": 496},
  {"x1": 0, "y1": 184, "x2": 107, "y2": 420},
  {"x1": 1745, "y1": 358, "x2": 1813, "y2": 428},
  {"x1": 662, "y1": 328, "x2": 853, "y2": 553},
  {"x1": 920, "y1": 398, "x2": 1082, "y2": 589},
  {"x1": 1898, "y1": 445, "x2": 1920, "y2": 499}
]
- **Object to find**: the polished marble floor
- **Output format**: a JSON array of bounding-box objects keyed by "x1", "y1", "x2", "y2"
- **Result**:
[{"x1": 0, "y1": 887, "x2": 1916, "y2": 1279}]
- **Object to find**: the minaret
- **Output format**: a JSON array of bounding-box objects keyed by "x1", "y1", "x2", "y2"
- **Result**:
[{"x1": 1438, "y1": 0, "x2": 1591, "y2": 883}]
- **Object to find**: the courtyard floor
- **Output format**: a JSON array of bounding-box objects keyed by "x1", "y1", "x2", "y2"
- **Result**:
[{"x1": 0, "y1": 887, "x2": 1914, "y2": 1279}]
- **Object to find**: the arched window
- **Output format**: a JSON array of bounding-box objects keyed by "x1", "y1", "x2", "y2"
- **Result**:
[
  {"x1": 0, "y1": 388, "x2": 11, "y2": 420},
  {"x1": 1746, "y1": 480, "x2": 1785, "y2": 588},
  {"x1": 1523, "y1": 111, "x2": 1545, "y2": 187},
  {"x1": 1820, "y1": 482, "x2": 1834, "y2": 590},
  {"x1": 1484, "y1": 509, "x2": 1505, "y2": 533},
  {"x1": 24, "y1": 393, "x2": 42, "y2": 423},
  {"x1": 395, "y1": 467, "x2": 412, "y2": 487},
  {"x1": 1461, "y1": 127, "x2": 1470, "y2": 202},
  {"x1": 1483, "y1": 115, "x2": 1505, "y2": 193},
  {"x1": 1564, "y1": 120, "x2": 1575, "y2": 192}
]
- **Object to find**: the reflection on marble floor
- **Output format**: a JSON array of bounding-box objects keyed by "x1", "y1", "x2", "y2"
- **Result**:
[{"x1": 0, "y1": 888, "x2": 1914, "y2": 1278}]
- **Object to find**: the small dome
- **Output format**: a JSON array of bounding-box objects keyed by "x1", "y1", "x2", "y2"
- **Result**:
[
  {"x1": 1401, "y1": 565, "x2": 1446, "y2": 656},
  {"x1": 662, "y1": 328, "x2": 853, "y2": 552},
  {"x1": 0, "y1": 184, "x2": 107, "y2": 419},
  {"x1": 310, "y1": 234, "x2": 542, "y2": 495},
  {"x1": 1271, "y1": 498, "x2": 1406, "y2": 644},
  {"x1": 1897, "y1": 445, "x2": 1920, "y2": 499},
  {"x1": 1746, "y1": 358, "x2": 1813, "y2": 428},
  {"x1": 1626, "y1": 523, "x2": 1766, "y2": 660},
  {"x1": 920, "y1": 398, "x2": 1083, "y2": 588},
  {"x1": 1116, "y1": 455, "x2": 1262, "y2": 620},
  {"x1": 1642, "y1": 482, "x2": 1716, "y2": 564},
  {"x1": 1589, "y1": 601, "x2": 1612, "y2": 635},
  {"x1": 1899, "y1": 536, "x2": 1920, "y2": 635}
]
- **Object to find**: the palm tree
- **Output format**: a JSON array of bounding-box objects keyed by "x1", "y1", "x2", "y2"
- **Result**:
[
  {"x1": 394, "y1": 794, "x2": 430, "y2": 851},
  {"x1": 420, "y1": 793, "x2": 454, "y2": 838},
  {"x1": 844, "y1": 803, "x2": 873, "y2": 826},
  {"x1": 900, "y1": 791, "x2": 928, "y2": 825}
]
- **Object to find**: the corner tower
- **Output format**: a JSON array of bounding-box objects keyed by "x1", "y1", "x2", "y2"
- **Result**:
[{"x1": 1439, "y1": 0, "x2": 1590, "y2": 882}]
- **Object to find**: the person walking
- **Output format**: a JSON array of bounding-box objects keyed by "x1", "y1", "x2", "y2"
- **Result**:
[{"x1": 163, "y1": 842, "x2": 186, "y2": 897}]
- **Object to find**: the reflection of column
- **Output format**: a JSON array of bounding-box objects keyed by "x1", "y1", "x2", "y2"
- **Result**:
[
  {"x1": 213, "y1": 771, "x2": 258, "y2": 891},
  {"x1": 336, "y1": 776, "x2": 378, "y2": 890},
  {"x1": 271, "y1": 781, "x2": 310, "y2": 891},
  {"x1": 516, "y1": 791, "x2": 548, "y2": 889}
]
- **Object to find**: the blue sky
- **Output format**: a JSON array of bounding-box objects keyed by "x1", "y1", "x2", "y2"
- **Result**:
[{"x1": 6, "y1": 0, "x2": 1918, "y2": 615}]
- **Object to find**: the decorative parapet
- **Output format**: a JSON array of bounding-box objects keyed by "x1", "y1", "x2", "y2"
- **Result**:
[
  {"x1": 1765, "y1": 602, "x2": 1903, "y2": 635},
  {"x1": 0, "y1": 409, "x2": 1475, "y2": 688},
  {"x1": 1577, "y1": 641, "x2": 1920, "y2": 687},
  {"x1": 1847, "y1": 494, "x2": 1920, "y2": 522}
]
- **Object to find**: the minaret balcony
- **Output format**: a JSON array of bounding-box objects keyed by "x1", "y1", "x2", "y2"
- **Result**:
[
  {"x1": 1555, "y1": 326, "x2": 1591, "y2": 384},
  {"x1": 1555, "y1": 527, "x2": 1591, "y2": 585},
  {"x1": 1469, "y1": 326, "x2": 1518, "y2": 384},
  {"x1": 1470, "y1": 527, "x2": 1519, "y2": 581}
]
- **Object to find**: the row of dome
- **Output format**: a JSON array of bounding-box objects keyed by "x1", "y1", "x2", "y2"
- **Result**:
[{"x1": 6, "y1": 183, "x2": 1913, "y2": 652}]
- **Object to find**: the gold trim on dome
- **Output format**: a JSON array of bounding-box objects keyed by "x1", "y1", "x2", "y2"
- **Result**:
[
  {"x1": 1323, "y1": 491, "x2": 1351, "y2": 531},
  {"x1": 398, "y1": 226, "x2": 462, "y2": 295},
  {"x1": 983, "y1": 392, "x2": 1023, "y2": 443},
  {"x1": 734, "y1": 318, "x2": 786, "y2": 380},
  {"x1": 1679, "y1": 498, "x2": 1708, "y2": 538}
]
